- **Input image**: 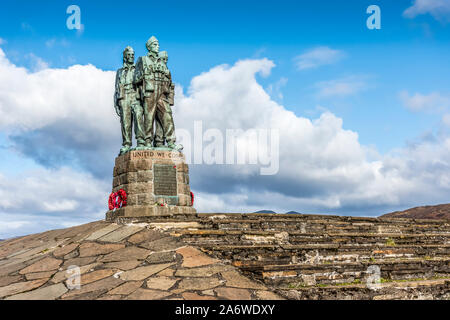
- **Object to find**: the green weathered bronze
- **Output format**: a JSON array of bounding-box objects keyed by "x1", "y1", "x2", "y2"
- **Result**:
[
  {"x1": 114, "y1": 46, "x2": 145, "y2": 155},
  {"x1": 154, "y1": 50, "x2": 176, "y2": 148},
  {"x1": 134, "y1": 36, "x2": 183, "y2": 151}
]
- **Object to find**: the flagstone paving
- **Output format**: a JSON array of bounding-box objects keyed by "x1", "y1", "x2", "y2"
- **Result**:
[{"x1": 0, "y1": 220, "x2": 284, "y2": 300}]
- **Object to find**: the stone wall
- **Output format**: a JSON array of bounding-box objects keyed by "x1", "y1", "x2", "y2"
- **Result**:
[{"x1": 140, "y1": 213, "x2": 450, "y2": 300}]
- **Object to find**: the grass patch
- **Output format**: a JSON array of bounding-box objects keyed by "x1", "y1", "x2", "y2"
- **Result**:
[{"x1": 385, "y1": 238, "x2": 396, "y2": 246}]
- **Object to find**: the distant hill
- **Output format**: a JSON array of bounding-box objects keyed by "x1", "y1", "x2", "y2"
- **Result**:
[
  {"x1": 253, "y1": 210, "x2": 302, "y2": 214},
  {"x1": 381, "y1": 203, "x2": 450, "y2": 220}
]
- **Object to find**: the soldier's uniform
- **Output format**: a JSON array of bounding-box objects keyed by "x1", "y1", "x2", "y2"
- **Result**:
[
  {"x1": 134, "y1": 46, "x2": 177, "y2": 148},
  {"x1": 114, "y1": 62, "x2": 145, "y2": 153},
  {"x1": 154, "y1": 54, "x2": 176, "y2": 147}
]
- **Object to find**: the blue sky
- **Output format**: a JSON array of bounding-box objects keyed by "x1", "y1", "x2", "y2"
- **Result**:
[
  {"x1": 1, "y1": 0, "x2": 450, "y2": 238},
  {"x1": 1, "y1": 0, "x2": 449, "y2": 151}
]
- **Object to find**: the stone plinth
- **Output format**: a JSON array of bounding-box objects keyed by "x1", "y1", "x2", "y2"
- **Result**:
[{"x1": 106, "y1": 149, "x2": 196, "y2": 222}]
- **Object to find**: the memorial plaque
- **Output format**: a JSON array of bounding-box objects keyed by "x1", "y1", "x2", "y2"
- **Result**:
[{"x1": 153, "y1": 164, "x2": 178, "y2": 196}]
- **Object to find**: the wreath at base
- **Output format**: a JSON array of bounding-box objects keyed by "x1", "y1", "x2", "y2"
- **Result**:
[{"x1": 108, "y1": 189, "x2": 127, "y2": 210}]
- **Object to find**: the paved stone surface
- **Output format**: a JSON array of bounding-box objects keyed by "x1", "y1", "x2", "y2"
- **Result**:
[
  {"x1": 79, "y1": 242, "x2": 125, "y2": 257},
  {"x1": 107, "y1": 281, "x2": 143, "y2": 295},
  {"x1": 0, "y1": 259, "x2": 40, "y2": 277},
  {"x1": 63, "y1": 256, "x2": 97, "y2": 267},
  {"x1": 146, "y1": 277, "x2": 178, "y2": 290},
  {"x1": 127, "y1": 288, "x2": 172, "y2": 300},
  {"x1": 60, "y1": 276, "x2": 123, "y2": 299},
  {"x1": 0, "y1": 279, "x2": 48, "y2": 298},
  {"x1": 100, "y1": 247, "x2": 150, "y2": 262},
  {"x1": 19, "y1": 257, "x2": 62, "y2": 274},
  {"x1": 128, "y1": 229, "x2": 165, "y2": 244},
  {"x1": 255, "y1": 290, "x2": 285, "y2": 300},
  {"x1": 53, "y1": 243, "x2": 79, "y2": 258},
  {"x1": 157, "y1": 268, "x2": 175, "y2": 276},
  {"x1": 9, "y1": 240, "x2": 66, "y2": 260},
  {"x1": 4, "y1": 214, "x2": 442, "y2": 300},
  {"x1": 146, "y1": 251, "x2": 178, "y2": 264},
  {"x1": 81, "y1": 269, "x2": 117, "y2": 285},
  {"x1": 5, "y1": 283, "x2": 67, "y2": 300},
  {"x1": 176, "y1": 277, "x2": 224, "y2": 291},
  {"x1": 182, "y1": 292, "x2": 217, "y2": 300},
  {"x1": 215, "y1": 287, "x2": 252, "y2": 300},
  {"x1": 175, "y1": 265, "x2": 233, "y2": 277},
  {"x1": 221, "y1": 270, "x2": 266, "y2": 289},
  {"x1": 85, "y1": 224, "x2": 121, "y2": 241},
  {"x1": 140, "y1": 237, "x2": 184, "y2": 251},
  {"x1": 97, "y1": 225, "x2": 143, "y2": 243},
  {"x1": 103, "y1": 260, "x2": 141, "y2": 271},
  {"x1": 0, "y1": 275, "x2": 22, "y2": 287},
  {"x1": 119, "y1": 263, "x2": 174, "y2": 281},
  {"x1": 98, "y1": 295, "x2": 122, "y2": 300},
  {"x1": 176, "y1": 246, "x2": 219, "y2": 268},
  {"x1": 51, "y1": 263, "x2": 100, "y2": 284},
  {"x1": 25, "y1": 271, "x2": 57, "y2": 280}
]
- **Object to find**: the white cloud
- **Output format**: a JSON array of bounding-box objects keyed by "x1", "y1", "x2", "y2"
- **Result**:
[
  {"x1": 0, "y1": 48, "x2": 116, "y2": 132},
  {"x1": 399, "y1": 90, "x2": 450, "y2": 113},
  {"x1": 0, "y1": 167, "x2": 108, "y2": 238},
  {"x1": 1, "y1": 48, "x2": 450, "y2": 237},
  {"x1": 294, "y1": 47, "x2": 345, "y2": 70},
  {"x1": 315, "y1": 76, "x2": 368, "y2": 98},
  {"x1": 25, "y1": 53, "x2": 50, "y2": 72},
  {"x1": 266, "y1": 77, "x2": 288, "y2": 100},
  {"x1": 0, "y1": 38, "x2": 5, "y2": 45},
  {"x1": 0, "y1": 167, "x2": 108, "y2": 214},
  {"x1": 403, "y1": 0, "x2": 450, "y2": 22}
]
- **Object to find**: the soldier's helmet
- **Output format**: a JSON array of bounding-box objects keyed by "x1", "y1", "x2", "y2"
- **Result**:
[
  {"x1": 122, "y1": 46, "x2": 134, "y2": 62},
  {"x1": 146, "y1": 36, "x2": 159, "y2": 51}
]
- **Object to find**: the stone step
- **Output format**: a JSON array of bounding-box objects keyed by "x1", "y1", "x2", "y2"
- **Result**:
[
  {"x1": 109, "y1": 213, "x2": 450, "y2": 234},
  {"x1": 139, "y1": 214, "x2": 450, "y2": 235},
  {"x1": 174, "y1": 229, "x2": 450, "y2": 245},
  {"x1": 205, "y1": 224, "x2": 450, "y2": 234},
  {"x1": 240, "y1": 257, "x2": 450, "y2": 286},
  {"x1": 276, "y1": 278, "x2": 450, "y2": 300},
  {"x1": 199, "y1": 244, "x2": 450, "y2": 265},
  {"x1": 196, "y1": 213, "x2": 450, "y2": 225},
  {"x1": 197, "y1": 213, "x2": 448, "y2": 223}
]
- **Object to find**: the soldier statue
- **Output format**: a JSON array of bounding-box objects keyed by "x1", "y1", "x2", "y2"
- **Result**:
[
  {"x1": 154, "y1": 50, "x2": 176, "y2": 148},
  {"x1": 134, "y1": 36, "x2": 182, "y2": 151},
  {"x1": 114, "y1": 46, "x2": 145, "y2": 155}
]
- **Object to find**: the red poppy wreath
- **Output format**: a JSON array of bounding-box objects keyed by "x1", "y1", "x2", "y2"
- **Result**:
[{"x1": 108, "y1": 189, "x2": 127, "y2": 210}]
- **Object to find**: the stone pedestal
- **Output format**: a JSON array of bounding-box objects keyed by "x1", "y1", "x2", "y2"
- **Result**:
[{"x1": 106, "y1": 149, "x2": 196, "y2": 222}]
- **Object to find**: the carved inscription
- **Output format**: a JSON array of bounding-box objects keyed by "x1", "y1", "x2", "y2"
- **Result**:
[
  {"x1": 131, "y1": 150, "x2": 184, "y2": 161},
  {"x1": 153, "y1": 164, "x2": 177, "y2": 196}
]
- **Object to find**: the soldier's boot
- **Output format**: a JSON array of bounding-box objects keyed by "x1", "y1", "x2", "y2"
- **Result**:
[{"x1": 119, "y1": 145, "x2": 131, "y2": 155}]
